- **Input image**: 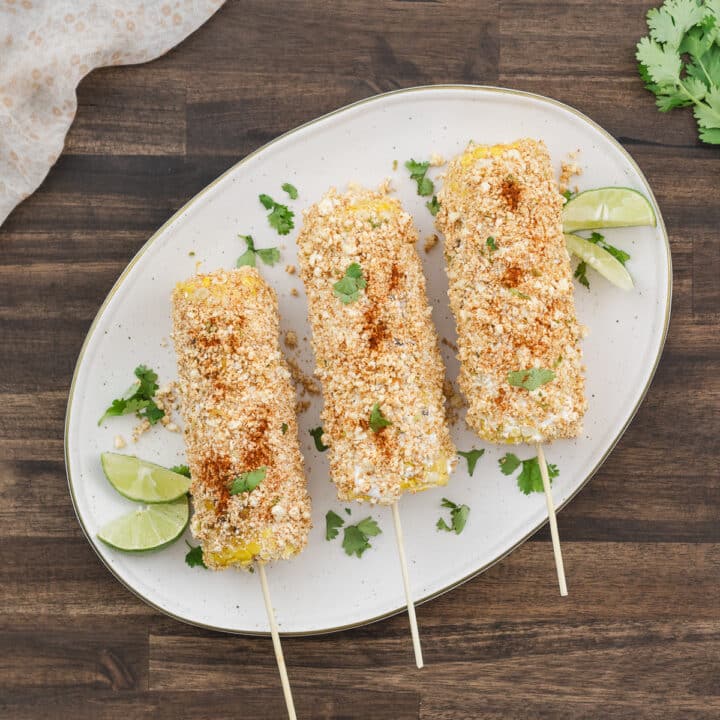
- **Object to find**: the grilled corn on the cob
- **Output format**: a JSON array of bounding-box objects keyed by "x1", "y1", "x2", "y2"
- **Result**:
[
  {"x1": 297, "y1": 184, "x2": 456, "y2": 504},
  {"x1": 436, "y1": 139, "x2": 586, "y2": 444},
  {"x1": 172, "y1": 267, "x2": 312, "y2": 570}
]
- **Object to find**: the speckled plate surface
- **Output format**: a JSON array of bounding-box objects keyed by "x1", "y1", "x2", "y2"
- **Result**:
[{"x1": 65, "y1": 86, "x2": 671, "y2": 635}]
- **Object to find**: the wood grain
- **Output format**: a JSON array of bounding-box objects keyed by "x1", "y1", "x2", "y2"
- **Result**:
[{"x1": 0, "y1": 1, "x2": 718, "y2": 718}]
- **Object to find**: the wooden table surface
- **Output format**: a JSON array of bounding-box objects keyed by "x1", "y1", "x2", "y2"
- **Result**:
[{"x1": 1, "y1": 1, "x2": 718, "y2": 718}]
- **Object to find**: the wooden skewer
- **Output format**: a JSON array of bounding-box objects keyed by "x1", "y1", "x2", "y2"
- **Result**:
[
  {"x1": 391, "y1": 501, "x2": 424, "y2": 668},
  {"x1": 257, "y1": 562, "x2": 297, "y2": 720},
  {"x1": 536, "y1": 443, "x2": 568, "y2": 597}
]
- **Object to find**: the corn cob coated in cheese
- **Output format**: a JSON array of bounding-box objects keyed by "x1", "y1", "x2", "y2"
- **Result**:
[
  {"x1": 436, "y1": 139, "x2": 586, "y2": 444},
  {"x1": 297, "y1": 185, "x2": 456, "y2": 504},
  {"x1": 172, "y1": 267, "x2": 312, "y2": 570}
]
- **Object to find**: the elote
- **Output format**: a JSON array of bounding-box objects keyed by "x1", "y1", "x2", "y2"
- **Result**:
[
  {"x1": 436, "y1": 139, "x2": 586, "y2": 444},
  {"x1": 172, "y1": 267, "x2": 312, "y2": 570},
  {"x1": 297, "y1": 184, "x2": 456, "y2": 504}
]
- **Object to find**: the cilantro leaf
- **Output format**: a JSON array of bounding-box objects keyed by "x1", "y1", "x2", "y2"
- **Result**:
[
  {"x1": 637, "y1": 2, "x2": 720, "y2": 144},
  {"x1": 405, "y1": 158, "x2": 430, "y2": 180},
  {"x1": 309, "y1": 426, "x2": 329, "y2": 451},
  {"x1": 99, "y1": 398, "x2": 130, "y2": 421},
  {"x1": 98, "y1": 365, "x2": 165, "y2": 426},
  {"x1": 170, "y1": 464, "x2": 191, "y2": 478},
  {"x1": 516, "y1": 457, "x2": 559, "y2": 495},
  {"x1": 281, "y1": 422, "x2": 288, "y2": 435},
  {"x1": 237, "y1": 234, "x2": 279, "y2": 267},
  {"x1": 574, "y1": 260, "x2": 590, "y2": 289},
  {"x1": 342, "y1": 516, "x2": 382, "y2": 557},
  {"x1": 333, "y1": 263, "x2": 367, "y2": 304},
  {"x1": 436, "y1": 498, "x2": 470, "y2": 535},
  {"x1": 369, "y1": 403, "x2": 392, "y2": 433},
  {"x1": 507, "y1": 367, "x2": 556, "y2": 391},
  {"x1": 486, "y1": 236, "x2": 498, "y2": 252},
  {"x1": 268, "y1": 204, "x2": 295, "y2": 235},
  {"x1": 236, "y1": 235, "x2": 256, "y2": 267},
  {"x1": 356, "y1": 517, "x2": 381, "y2": 537},
  {"x1": 637, "y1": 36, "x2": 682, "y2": 84},
  {"x1": 426, "y1": 196, "x2": 440, "y2": 215},
  {"x1": 346, "y1": 263, "x2": 364, "y2": 279},
  {"x1": 457, "y1": 448, "x2": 485, "y2": 476},
  {"x1": 134, "y1": 365, "x2": 159, "y2": 399},
  {"x1": 700, "y1": 124, "x2": 720, "y2": 142},
  {"x1": 325, "y1": 510, "x2": 344, "y2": 540},
  {"x1": 256, "y1": 247, "x2": 281, "y2": 266},
  {"x1": 562, "y1": 189, "x2": 576, "y2": 202},
  {"x1": 342, "y1": 517, "x2": 381, "y2": 557},
  {"x1": 229, "y1": 466, "x2": 267, "y2": 495},
  {"x1": 344, "y1": 508, "x2": 352, "y2": 516},
  {"x1": 342, "y1": 526, "x2": 371, "y2": 557},
  {"x1": 647, "y1": 0, "x2": 705, "y2": 47},
  {"x1": 405, "y1": 159, "x2": 435, "y2": 196},
  {"x1": 142, "y1": 402, "x2": 165, "y2": 425},
  {"x1": 259, "y1": 194, "x2": 274, "y2": 210},
  {"x1": 122, "y1": 398, "x2": 151, "y2": 415},
  {"x1": 259, "y1": 194, "x2": 295, "y2": 235},
  {"x1": 417, "y1": 175, "x2": 434, "y2": 196},
  {"x1": 499, "y1": 453, "x2": 521, "y2": 475},
  {"x1": 282, "y1": 182, "x2": 298, "y2": 200},
  {"x1": 184, "y1": 542, "x2": 207, "y2": 569}
]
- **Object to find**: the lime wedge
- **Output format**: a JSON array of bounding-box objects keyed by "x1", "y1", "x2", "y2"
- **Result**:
[
  {"x1": 101, "y1": 452, "x2": 191, "y2": 503},
  {"x1": 97, "y1": 497, "x2": 189, "y2": 552},
  {"x1": 563, "y1": 187, "x2": 656, "y2": 232},
  {"x1": 565, "y1": 233, "x2": 634, "y2": 291}
]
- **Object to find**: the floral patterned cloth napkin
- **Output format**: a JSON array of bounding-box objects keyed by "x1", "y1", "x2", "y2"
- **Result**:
[{"x1": 0, "y1": 0, "x2": 224, "y2": 227}]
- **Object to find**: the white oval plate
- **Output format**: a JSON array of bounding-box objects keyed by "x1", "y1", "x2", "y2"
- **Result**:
[{"x1": 65, "y1": 86, "x2": 671, "y2": 635}]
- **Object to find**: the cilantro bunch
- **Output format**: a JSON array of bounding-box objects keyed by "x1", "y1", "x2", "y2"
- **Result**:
[{"x1": 636, "y1": 0, "x2": 720, "y2": 144}]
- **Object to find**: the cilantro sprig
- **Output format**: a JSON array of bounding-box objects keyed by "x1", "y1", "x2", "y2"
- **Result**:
[
  {"x1": 436, "y1": 498, "x2": 470, "y2": 535},
  {"x1": 333, "y1": 263, "x2": 367, "y2": 304},
  {"x1": 236, "y1": 234, "x2": 280, "y2": 268},
  {"x1": 259, "y1": 194, "x2": 295, "y2": 235},
  {"x1": 405, "y1": 159, "x2": 435, "y2": 196},
  {"x1": 499, "y1": 453, "x2": 559, "y2": 495},
  {"x1": 457, "y1": 448, "x2": 485, "y2": 476},
  {"x1": 185, "y1": 541, "x2": 206, "y2": 569},
  {"x1": 342, "y1": 517, "x2": 382, "y2": 558},
  {"x1": 507, "y1": 368, "x2": 556, "y2": 391},
  {"x1": 230, "y1": 466, "x2": 267, "y2": 495},
  {"x1": 636, "y1": 0, "x2": 720, "y2": 144},
  {"x1": 98, "y1": 365, "x2": 165, "y2": 426}
]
